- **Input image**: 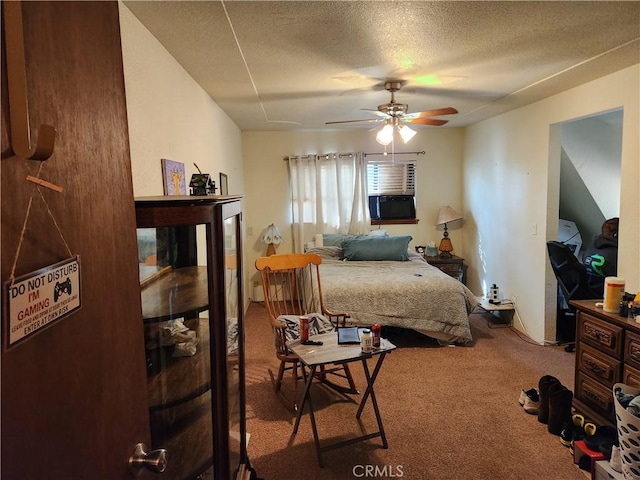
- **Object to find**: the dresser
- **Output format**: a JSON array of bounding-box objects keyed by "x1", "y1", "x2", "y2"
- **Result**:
[
  {"x1": 424, "y1": 254, "x2": 465, "y2": 284},
  {"x1": 571, "y1": 300, "x2": 640, "y2": 427}
]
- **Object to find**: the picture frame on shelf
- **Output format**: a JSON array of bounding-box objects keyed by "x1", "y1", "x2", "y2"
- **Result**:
[
  {"x1": 161, "y1": 159, "x2": 186, "y2": 195},
  {"x1": 219, "y1": 172, "x2": 228, "y2": 195}
]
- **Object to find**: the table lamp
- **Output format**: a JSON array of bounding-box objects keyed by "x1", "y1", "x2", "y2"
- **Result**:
[
  {"x1": 435, "y1": 206, "x2": 462, "y2": 257},
  {"x1": 262, "y1": 223, "x2": 284, "y2": 256}
]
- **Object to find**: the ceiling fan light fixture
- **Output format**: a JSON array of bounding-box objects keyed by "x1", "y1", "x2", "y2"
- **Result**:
[
  {"x1": 376, "y1": 123, "x2": 394, "y2": 145},
  {"x1": 398, "y1": 124, "x2": 416, "y2": 143}
]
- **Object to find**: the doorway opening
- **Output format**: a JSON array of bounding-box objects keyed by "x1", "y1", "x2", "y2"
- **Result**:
[{"x1": 545, "y1": 108, "x2": 623, "y2": 344}]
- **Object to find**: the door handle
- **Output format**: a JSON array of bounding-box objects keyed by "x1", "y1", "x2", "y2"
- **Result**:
[{"x1": 129, "y1": 443, "x2": 168, "y2": 477}]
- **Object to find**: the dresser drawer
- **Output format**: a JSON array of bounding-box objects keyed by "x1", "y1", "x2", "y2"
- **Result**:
[
  {"x1": 577, "y1": 342, "x2": 621, "y2": 388},
  {"x1": 625, "y1": 331, "x2": 640, "y2": 369},
  {"x1": 575, "y1": 372, "x2": 616, "y2": 422},
  {"x1": 623, "y1": 364, "x2": 640, "y2": 388},
  {"x1": 578, "y1": 312, "x2": 624, "y2": 359},
  {"x1": 438, "y1": 263, "x2": 462, "y2": 274}
]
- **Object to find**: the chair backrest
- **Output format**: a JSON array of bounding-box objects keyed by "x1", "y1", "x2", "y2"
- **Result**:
[
  {"x1": 255, "y1": 253, "x2": 326, "y2": 327},
  {"x1": 546, "y1": 240, "x2": 596, "y2": 301}
]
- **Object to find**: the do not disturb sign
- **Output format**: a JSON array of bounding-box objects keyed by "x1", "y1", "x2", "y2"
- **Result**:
[{"x1": 4, "y1": 256, "x2": 81, "y2": 348}]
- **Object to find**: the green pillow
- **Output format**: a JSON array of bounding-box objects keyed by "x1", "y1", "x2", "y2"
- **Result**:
[
  {"x1": 322, "y1": 233, "x2": 357, "y2": 247},
  {"x1": 341, "y1": 235, "x2": 412, "y2": 261}
]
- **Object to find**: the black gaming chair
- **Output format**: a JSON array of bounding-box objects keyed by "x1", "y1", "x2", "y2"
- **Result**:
[{"x1": 546, "y1": 241, "x2": 600, "y2": 352}]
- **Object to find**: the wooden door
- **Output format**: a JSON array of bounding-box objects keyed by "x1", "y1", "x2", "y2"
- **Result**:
[{"x1": 1, "y1": 2, "x2": 151, "y2": 478}]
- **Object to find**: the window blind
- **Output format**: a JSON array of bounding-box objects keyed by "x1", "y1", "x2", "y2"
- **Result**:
[{"x1": 367, "y1": 160, "x2": 416, "y2": 195}]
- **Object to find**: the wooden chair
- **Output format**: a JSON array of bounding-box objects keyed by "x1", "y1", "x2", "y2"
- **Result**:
[{"x1": 255, "y1": 253, "x2": 358, "y2": 410}]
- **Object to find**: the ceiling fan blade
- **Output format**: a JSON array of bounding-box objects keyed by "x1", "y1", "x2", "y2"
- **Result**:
[
  {"x1": 361, "y1": 108, "x2": 390, "y2": 118},
  {"x1": 404, "y1": 118, "x2": 449, "y2": 126},
  {"x1": 404, "y1": 107, "x2": 458, "y2": 119},
  {"x1": 325, "y1": 118, "x2": 382, "y2": 125}
]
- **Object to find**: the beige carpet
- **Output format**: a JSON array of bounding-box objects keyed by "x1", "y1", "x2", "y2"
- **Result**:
[{"x1": 244, "y1": 302, "x2": 590, "y2": 480}]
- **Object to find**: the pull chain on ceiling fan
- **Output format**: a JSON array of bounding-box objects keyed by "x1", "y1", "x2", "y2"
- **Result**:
[{"x1": 326, "y1": 81, "x2": 458, "y2": 145}]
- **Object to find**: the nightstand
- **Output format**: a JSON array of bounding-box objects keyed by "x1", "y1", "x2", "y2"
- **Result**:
[{"x1": 424, "y1": 254, "x2": 465, "y2": 284}]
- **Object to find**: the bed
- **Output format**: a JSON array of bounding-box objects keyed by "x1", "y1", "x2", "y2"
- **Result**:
[{"x1": 307, "y1": 236, "x2": 478, "y2": 344}]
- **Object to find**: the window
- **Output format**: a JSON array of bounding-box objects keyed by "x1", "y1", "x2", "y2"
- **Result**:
[
  {"x1": 367, "y1": 160, "x2": 416, "y2": 196},
  {"x1": 288, "y1": 153, "x2": 370, "y2": 250},
  {"x1": 367, "y1": 160, "x2": 417, "y2": 222}
]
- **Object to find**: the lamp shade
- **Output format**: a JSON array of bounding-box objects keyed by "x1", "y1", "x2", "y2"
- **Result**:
[
  {"x1": 375, "y1": 119, "x2": 417, "y2": 146},
  {"x1": 376, "y1": 123, "x2": 394, "y2": 145},
  {"x1": 436, "y1": 206, "x2": 462, "y2": 257},
  {"x1": 436, "y1": 206, "x2": 462, "y2": 226},
  {"x1": 398, "y1": 125, "x2": 416, "y2": 143},
  {"x1": 262, "y1": 223, "x2": 284, "y2": 245},
  {"x1": 262, "y1": 223, "x2": 284, "y2": 256}
]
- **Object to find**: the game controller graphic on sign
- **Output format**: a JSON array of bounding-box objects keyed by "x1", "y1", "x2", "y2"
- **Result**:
[{"x1": 53, "y1": 277, "x2": 72, "y2": 302}]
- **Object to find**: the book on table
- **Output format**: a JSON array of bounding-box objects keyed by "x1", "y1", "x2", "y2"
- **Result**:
[{"x1": 337, "y1": 326, "x2": 360, "y2": 345}]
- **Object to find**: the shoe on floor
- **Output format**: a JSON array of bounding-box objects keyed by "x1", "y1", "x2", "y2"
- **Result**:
[
  {"x1": 519, "y1": 387, "x2": 539, "y2": 407},
  {"x1": 583, "y1": 422, "x2": 597, "y2": 437},
  {"x1": 547, "y1": 383, "x2": 573, "y2": 435},
  {"x1": 518, "y1": 387, "x2": 540, "y2": 407},
  {"x1": 610, "y1": 445, "x2": 623, "y2": 473},
  {"x1": 519, "y1": 387, "x2": 537, "y2": 405},
  {"x1": 566, "y1": 414, "x2": 587, "y2": 443},
  {"x1": 560, "y1": 421, "x2": 574, "y2": 447},
  {"x1": 572, "y1": 413, "x2": 585, "y2": 429},
  {"x1": 538, "y1": 375, "x2": 561, "y2": 424},
  {"x1": 560, "y1": 416, "x2": 590, "y2": 448},
  {"x1": 523, "y1": 389, "x2": 540, "y2": 414},
  {"x1": 585, "y1": 425, "x2": 618, "y2": 453}
]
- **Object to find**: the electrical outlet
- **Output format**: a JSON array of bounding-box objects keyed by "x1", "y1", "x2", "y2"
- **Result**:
[{"x1": 511, "y1": 294, "x2": 517, "y2": 305}]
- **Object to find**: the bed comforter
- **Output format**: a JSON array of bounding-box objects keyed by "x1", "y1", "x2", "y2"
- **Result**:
[{"x1": 315, "y1": 250, "x2": 478, "y2": 344}]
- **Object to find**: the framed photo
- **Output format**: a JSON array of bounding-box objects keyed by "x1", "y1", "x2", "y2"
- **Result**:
[
  {"x1": 161, "y1": 159, "x2": 186, "y2": 195},
  {"x1": 219, "y1": 172, "x2": 228, "y2": 195}
]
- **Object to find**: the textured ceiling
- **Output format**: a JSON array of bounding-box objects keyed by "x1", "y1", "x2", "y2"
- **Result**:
[{"x1": 123, "y1": 1, "x2": 640, "y2": 131}]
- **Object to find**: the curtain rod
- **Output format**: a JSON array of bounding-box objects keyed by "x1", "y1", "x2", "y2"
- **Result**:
[
  {"x1": 363, "y1": 151, "x2": 425, "y2": 157},
  {"x1": 282, "y1": 153, "x2": 355, "y2": 161},
  {"x1": 283, "y1": 151, "x2": 425, "y2": 161}
]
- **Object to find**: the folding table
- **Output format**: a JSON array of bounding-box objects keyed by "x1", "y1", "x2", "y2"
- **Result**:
[
  {"x1": 287, "y1": 330, "x2": 396, "y2": 467},
  {"x1": 478, "y1": 297, "x2": 515, "y2": 328}
]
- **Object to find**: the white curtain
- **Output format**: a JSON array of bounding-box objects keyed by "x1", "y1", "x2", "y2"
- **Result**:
[{"x1": 288, "y1": 152, "x2": 370, "y2": 252}]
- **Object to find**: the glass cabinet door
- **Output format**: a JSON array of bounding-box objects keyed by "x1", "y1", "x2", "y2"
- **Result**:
[
  {"x1": 135, "y1": 197, "x2": 246, "y2": 480},
  {"x1": 138, "y1": 223, "x2": 214, "y2": 480},
  {"x1": 224, "y1": 214, "x2": 244, "y2": 479}
]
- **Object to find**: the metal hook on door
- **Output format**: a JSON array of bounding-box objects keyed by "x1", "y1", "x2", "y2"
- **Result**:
[{"x1": 3, "y1": 1, "x2": 56, "y2": 161}]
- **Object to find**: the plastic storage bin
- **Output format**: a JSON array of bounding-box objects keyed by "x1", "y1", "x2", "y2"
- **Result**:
[{"x1": 613, "y1": 383, "x2": 640, "y2": 480}]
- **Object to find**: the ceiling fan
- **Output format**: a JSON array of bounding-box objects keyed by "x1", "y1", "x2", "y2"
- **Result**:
[{"x1": 326, "y1": 81, "x2": 458, "y2": 144}]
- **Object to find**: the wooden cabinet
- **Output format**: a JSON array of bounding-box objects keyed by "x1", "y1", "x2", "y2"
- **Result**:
[
  {"x1": 424, "y1": 255, "x2": 465, "y2": 284},
  {"x1": 571, "y1": 300, "x2": 638, "y2": 427},
  {"x1": 135, "y1": 196, "x2": 251, "y2": 480}
]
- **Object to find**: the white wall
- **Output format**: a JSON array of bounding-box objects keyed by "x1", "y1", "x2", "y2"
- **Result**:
[
  {"x1": 241, "y1": 129, "x2": 465, "y2": 298},
  {"x1": 119, "y1": 4, "x2": 243, "y2": 198},
  {"x1": 119, "y1": 3, "x2": 248, "y2": 302},
  {"x1": 463, "y1": 65, "x2": 639, "y2": 344},
  {"x1": 562, "y1": 114, "x2": 622, "y2": 220}
]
